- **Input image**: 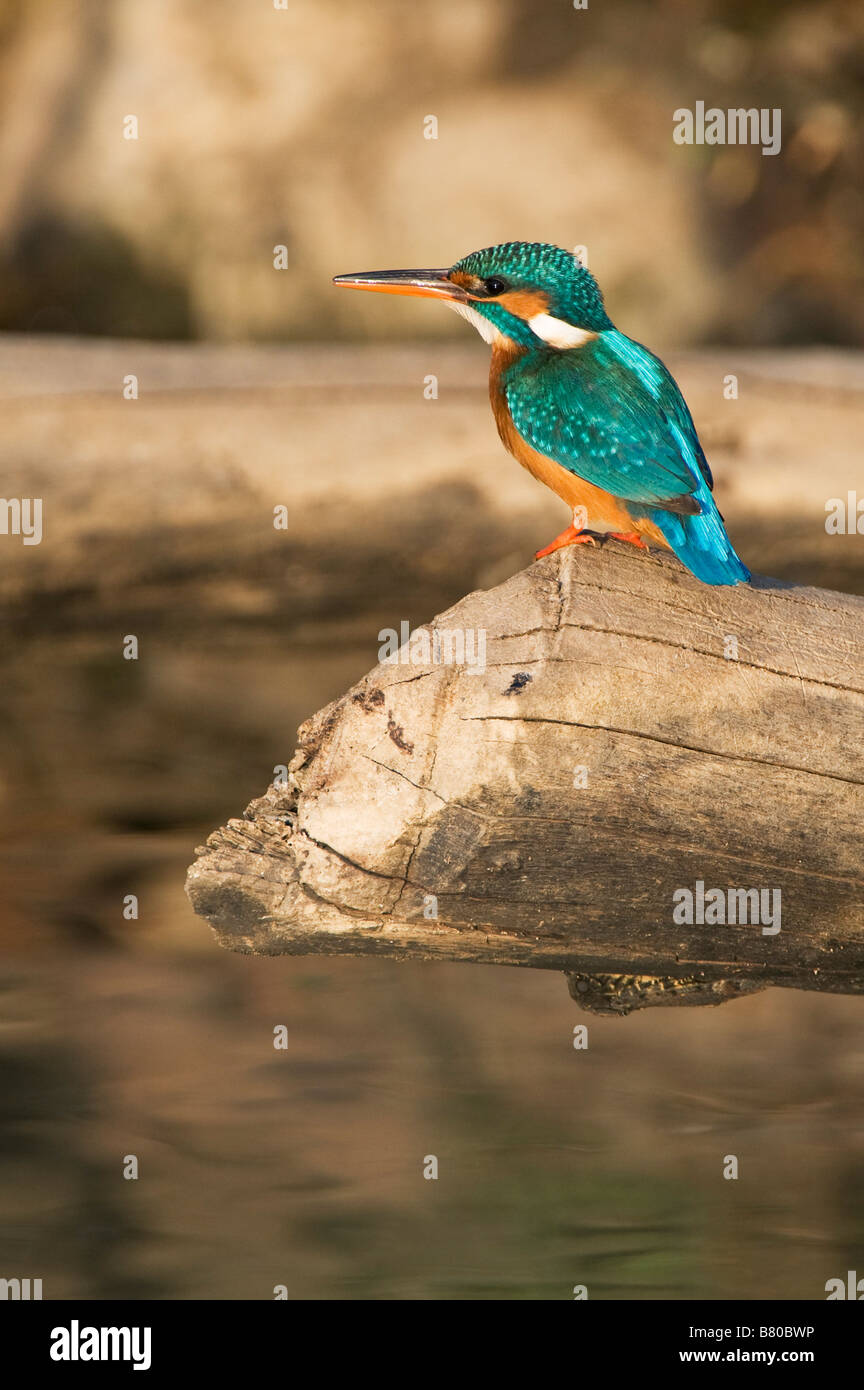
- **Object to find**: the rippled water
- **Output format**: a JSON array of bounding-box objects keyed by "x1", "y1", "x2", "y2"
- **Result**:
[{"x1": 1, "y1": 608, "x2": 862, "y2": 1301}]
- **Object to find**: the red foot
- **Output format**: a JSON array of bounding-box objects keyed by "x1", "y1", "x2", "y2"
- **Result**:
[
  {"x1": 607, "y1": 531, "x2": 648, "y2": 551},
  {"x1": 535, "y1": 525, "x2": 597, "y2": 560}
]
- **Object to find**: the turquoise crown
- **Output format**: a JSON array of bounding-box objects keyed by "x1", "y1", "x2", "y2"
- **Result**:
[{"x1": 452, "y1": 241, "x2": 612, "y2": 335}]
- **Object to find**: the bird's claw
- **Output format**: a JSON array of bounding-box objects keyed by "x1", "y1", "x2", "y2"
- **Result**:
[{"x1": 535, "y1": 527, "x2": 599, "y2": 560}]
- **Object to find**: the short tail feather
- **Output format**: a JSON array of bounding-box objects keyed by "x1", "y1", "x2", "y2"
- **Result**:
[{"x1": 648, "y1": 480, "x2": 749, "y2": 586}]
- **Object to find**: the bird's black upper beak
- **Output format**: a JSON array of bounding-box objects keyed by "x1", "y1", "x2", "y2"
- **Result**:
[{"x1": 332, "y1": 268, "x2": 469, "y2": 301}]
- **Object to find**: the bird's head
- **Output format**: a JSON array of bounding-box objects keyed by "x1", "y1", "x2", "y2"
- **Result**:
[{"x1": 333, "y1": 241, "x2": 612, "y2": 349}]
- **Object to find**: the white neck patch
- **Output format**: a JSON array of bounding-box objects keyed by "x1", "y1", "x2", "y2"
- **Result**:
[
  {"x1": 445, "y1": 299, "x2": 504, "y2": 345},
  {"x1": 527, "y1": 313, "x2": 597, "y2": 349}
]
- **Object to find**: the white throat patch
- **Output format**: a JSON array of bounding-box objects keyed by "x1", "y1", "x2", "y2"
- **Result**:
[
  {"x1": 445, "y1": 299, "x2": 504, "y2": 345},
  {"x1": 527, "y1": 313, "x2": 597, "y2": 349}
]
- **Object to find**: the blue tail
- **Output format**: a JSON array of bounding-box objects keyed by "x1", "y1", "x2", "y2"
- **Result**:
[{"x1": 648, "y1": 477, "x2": 750, "y2": 587}]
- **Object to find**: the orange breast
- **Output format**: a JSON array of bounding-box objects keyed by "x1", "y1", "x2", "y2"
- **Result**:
[{"x1": 488, "y1": 342, "x2": 670, "y2": 546}]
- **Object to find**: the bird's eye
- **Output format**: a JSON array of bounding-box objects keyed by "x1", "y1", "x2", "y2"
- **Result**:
[{"x1": 483, "y1": 276, "x2": 508, "y2": 296}]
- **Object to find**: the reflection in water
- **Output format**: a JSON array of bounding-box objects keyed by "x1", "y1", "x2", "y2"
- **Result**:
[{"x1": 0, "y1": 618, "x2": 862, "y2": 1300}]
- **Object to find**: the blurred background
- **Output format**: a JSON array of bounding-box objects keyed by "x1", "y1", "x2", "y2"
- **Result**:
[
  {"x1": 0, "y1": 0, "x2": 863, "y2": 345},
  {"x1": 0, "y1": 0, "x2": 863, "y2": 1301}
]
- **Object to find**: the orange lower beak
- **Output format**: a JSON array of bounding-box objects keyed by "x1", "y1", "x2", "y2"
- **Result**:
[{"x1": 332, "y1": 268, "x2": 468, "y2": 301}]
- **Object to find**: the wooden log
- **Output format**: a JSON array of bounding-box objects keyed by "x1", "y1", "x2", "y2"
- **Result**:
[{"x1": 185, "y1": 543, "x2": 864, "y2": 1013}]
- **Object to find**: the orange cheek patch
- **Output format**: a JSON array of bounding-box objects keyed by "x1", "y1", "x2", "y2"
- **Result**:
[
  {"x1": 448, "y1": 278, "x2": 551, "y2": 317},
  {"x1": 495, "y1": 288, "x2": 550, "y2": 317}
]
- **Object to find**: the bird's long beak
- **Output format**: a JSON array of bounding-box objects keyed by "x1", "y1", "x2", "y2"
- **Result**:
[{"x1": 332, "y1": 268, "x2": 468, "y2": 301}]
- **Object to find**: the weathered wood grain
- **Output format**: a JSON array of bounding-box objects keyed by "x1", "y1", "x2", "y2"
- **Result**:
[{"x1": 185, "y1": 542, "x2": 864, "y2": 1011}]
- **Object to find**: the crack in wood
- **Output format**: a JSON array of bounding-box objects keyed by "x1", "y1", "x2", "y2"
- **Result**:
[
  {"x1": 459, "y1": 714, "x2": 864, "y2": 788},
  {"x1": 185, "y1": 550, "x2": 864, "y2": 1008}
]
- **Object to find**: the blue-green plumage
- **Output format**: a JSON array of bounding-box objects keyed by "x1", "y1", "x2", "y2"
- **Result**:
[
  {"x1": 502, "y1": 329, "x2": 749, "y2": 585},
  {"x1": 453, "y1": 243, "x2": 749, "y2": 587},
  {"x1": 334, "y1": 241, "x2": 750, "y2": 586}
]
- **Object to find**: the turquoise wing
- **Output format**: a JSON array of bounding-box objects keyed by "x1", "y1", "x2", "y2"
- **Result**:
[{"x1": 503, "y1": 330, "x2": 710, "y2": 512}]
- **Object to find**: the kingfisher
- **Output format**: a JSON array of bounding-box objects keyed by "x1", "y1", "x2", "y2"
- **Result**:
[{"x1": 333, "y1": 241, "x2": 749, "y2": 586}]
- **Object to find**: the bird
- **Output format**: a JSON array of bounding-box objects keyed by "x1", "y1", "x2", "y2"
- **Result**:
[{"x1": 333, "y1": 241, "x2": 749, "y2": 586}]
